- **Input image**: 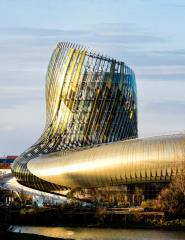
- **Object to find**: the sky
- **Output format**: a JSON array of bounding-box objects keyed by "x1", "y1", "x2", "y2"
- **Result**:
[{"x1": 0, "y1": 0, "x2": 185, "y2": 155}]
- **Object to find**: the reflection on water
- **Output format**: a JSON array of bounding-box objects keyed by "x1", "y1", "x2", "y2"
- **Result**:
[{"x1": 13, "y1": 226, "x2": 185, "y2": 240}]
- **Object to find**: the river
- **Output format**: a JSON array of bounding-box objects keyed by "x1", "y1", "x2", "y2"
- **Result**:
[{"x1": 13, "y1": 226, "x2": 185, "y2": 239}]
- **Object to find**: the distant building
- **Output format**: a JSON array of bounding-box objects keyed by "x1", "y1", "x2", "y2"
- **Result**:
[{"x1": 0, "y1": 155, "x2": 17, "y2": 176}]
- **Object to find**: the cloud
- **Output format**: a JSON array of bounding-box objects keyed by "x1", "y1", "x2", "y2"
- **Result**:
[
  {"x1": 138, "y1": 99, "x2": 185, "y2": 137},
  {"x1": 94, "y1": 22, "x2": 141, "y2": 34},
  {"x1": 0, "y1": 100, "x2": 45, "y2": 156},
  {"x1": 135, "y1": 65, "x2": 185, "y2": 81},
  {"x1": 113, "y1": 49, "x2": 185, "y2": 67},
  {"x1": 0, "y1": 27, "x2": 88, "y2": 38},
  {"x1": 143, "y1": 99, "x2": 185, "y2": 115},
  {"x1": 0, "y1": 86, "x2": 44, "y2": 109},
  {"x1": 0, "y1": 25, "x2": 165, "y2": 46},
  {"x1": 153, "y1": 49, "x2": 185, "y2": 56}
]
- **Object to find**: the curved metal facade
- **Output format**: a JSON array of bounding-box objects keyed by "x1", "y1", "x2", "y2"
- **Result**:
[
  {"x1": 12, "y1": 42, "x2": 138, "y2": 193},
  {"x1": 27, "y1": 133, "x2": 185, "y2": 189}
]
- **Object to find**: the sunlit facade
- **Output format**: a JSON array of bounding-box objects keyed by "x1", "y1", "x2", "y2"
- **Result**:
[
  {"x1": 12, "y1": 42, "x2": 185, "y2": 200},
  {"x1": 12, "y1": 42, "x2": 138, "y2": 195}
]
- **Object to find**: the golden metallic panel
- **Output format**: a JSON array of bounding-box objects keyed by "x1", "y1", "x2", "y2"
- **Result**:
[
  {"x1": 50, "y1": 48, "x2": 74, "y2": 124},
  {"x1": 28, "y1": 133, "x2": 185, "y2": 189},
  {"x1": 71, "y1": 50, "x2": 86, "y2": 92}
]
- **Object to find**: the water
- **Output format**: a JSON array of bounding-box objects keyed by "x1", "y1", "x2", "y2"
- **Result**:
[{"x1": 13, "y1": 226, "x2": 185, "y2": 239}]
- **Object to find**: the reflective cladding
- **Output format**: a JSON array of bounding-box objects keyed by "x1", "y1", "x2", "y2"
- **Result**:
[
  {"x1": 28, "y1": 133, "x2": 185, "y2": 189},
  {"x1": 12, "y1": 42, "x2": 137, "y2": 193}
]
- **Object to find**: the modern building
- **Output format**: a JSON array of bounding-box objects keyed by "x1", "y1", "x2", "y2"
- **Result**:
[{"x1": 12, "y1": 42, "x2": 185, "y2": 201}]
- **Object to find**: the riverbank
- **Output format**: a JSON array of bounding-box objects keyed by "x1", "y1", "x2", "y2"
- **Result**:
[{"x1": 1, "y1": 206, "x2": 185, "y2": 232}]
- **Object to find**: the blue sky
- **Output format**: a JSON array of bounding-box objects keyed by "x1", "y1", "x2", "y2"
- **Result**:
[{"x1": 0, "y1": 0, "x2": 185, "y2": 155}]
